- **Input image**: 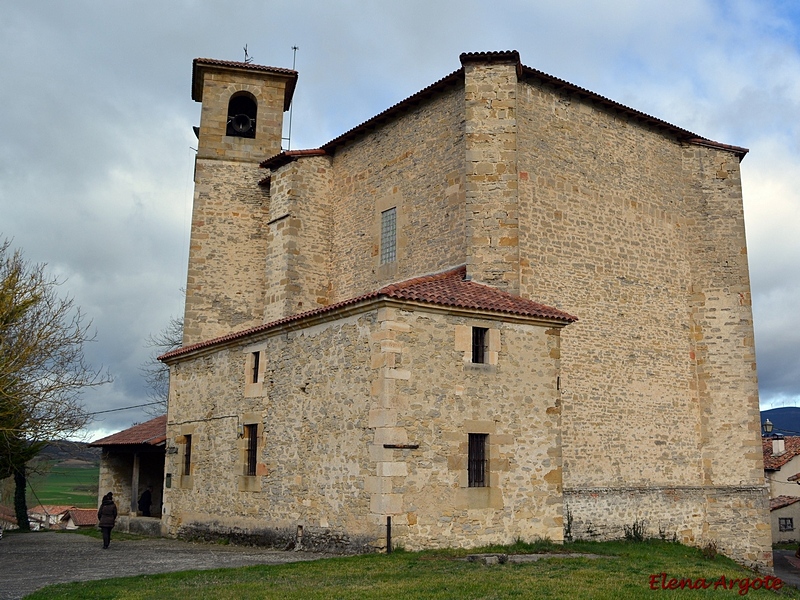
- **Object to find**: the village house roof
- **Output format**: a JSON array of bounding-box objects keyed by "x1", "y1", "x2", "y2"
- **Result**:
[
  {"x1": 89, "y1": 415, "x2": 167, "y2": 447},
  {"x1": 67, "y1": 508, "x2": 98, "y2": 527},
  {"x1": 762, "y1": 436, "x2": 800, "y2": 470},
  {"x1": 770, "y1": 496, "x2": 800, "y2": 511},
  {"x1": 160, "y1": 265, "x2": 577, "y2": 363},
  {"x1": 0, "y1": 504, "x2": 17, "y2": 525},
  {"x1": 28, "y1": 505, "x2": 74, "y2": 518},
  {"x1": 260, "y1": 50, "x2": 747, "y2": 172}
]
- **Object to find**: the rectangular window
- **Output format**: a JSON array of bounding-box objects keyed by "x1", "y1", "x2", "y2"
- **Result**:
[
  {"x1": 245, "y1": 424, "x2": 258, "y2": 477},
  {"x1": 780, "y1": 518, "x2": 794, "y2": 532},
  {"x1": 380, "y1": 207, "x2": 397, "y2": 264},
  {"x1": 183, "y1": 435, "x2": 192, "y2": 476},
  {"x1": 472, "y1": 327, "x2": 488, "y2": 364},
  {"x1": 468, "y1": 433, "x2": 488, "y2": 487},
  {"x1": 251, "y1": 351, "x2": 260, "y2": 384}
]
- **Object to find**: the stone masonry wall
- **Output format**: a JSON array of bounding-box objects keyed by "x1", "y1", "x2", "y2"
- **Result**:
[
  {"x1": 513, "y1": 75, "x2": 769, "y2": 567},
  {"x1": 463, "y1": 59, "x2": 520, "y2": 293},
  {"x1": 373, "y1": 308, "x2": 564, "y2": 549},
  {"x1": 517, "y1": 78, "x2": 700, "y2": 488},
  {"x1": 325, "y1": 86, "x2": 467, "y2": 300},
  {"x1": 163, "y1": 312, "x2": 377, "y2": 551},
  {"x1": 184, "y1": 64, "x2": 289, "y2": 344},
  {"x1": 162, "y1": 303, "x2": 565, "y2": 551},
  {"x1": 682, "y1": 145, "x2": 763, "y2": 487},
  {"x1": 194, "y1": 66, "x2": 288, "y2": 162},
  {"x1": 183, "y1": 160, "x2": 269, "y2": 344},
  {"x1": 264, "y1": 155, "x2": 334, "y2": 322}
]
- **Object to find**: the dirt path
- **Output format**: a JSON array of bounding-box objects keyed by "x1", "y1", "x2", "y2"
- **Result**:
[{"x1": 0, "y1": 531, "x2": 332, "y2": 599}]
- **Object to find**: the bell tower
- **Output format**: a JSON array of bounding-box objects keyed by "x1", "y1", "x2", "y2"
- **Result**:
[{"x1": 183, "y1": 59, "x2": 298, "y2": 345}]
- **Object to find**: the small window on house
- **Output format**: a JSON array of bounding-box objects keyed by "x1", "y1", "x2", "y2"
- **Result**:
[
  {"x1": 244, "y1": 424, "x2": 258, "y2": 477},
  {"x1": 468, "y1": 433, "x2": 488, "y2": 487},
  {"x1": 251, "y1": 351, "x2": 260, "y2": 384},
  {"x1": 780, "y1": 517, "x2": 794, "y2": 532},
  {"x1": 183, "y1": 434, "x2": 192, "y2": 476},
  {"x1": 380, "y1": 207, "x2": 397, "y2": 264},
  {"x1": 472, "y1": 327, "x2": 488, "y2": 364},
  {"x1": 226, "y1": 93, "x2": 257, "y2": 138}
]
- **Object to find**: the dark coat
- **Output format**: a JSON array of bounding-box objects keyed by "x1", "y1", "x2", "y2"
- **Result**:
[
  {"x1": 138, "y1": 489, "x2": 152, "y2": 513},
  {"x1": 97, "y1": 497, "x2": 118, "y2": 528}
]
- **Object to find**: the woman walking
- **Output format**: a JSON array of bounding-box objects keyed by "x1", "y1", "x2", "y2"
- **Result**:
[{"x1": 97, "y1": 492, "x2": 118, "y2": 549}]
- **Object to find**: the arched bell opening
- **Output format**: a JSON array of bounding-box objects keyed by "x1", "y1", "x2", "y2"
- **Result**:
[{"x1": 226, "y1": 92, "x2": 257, "y2": 138}]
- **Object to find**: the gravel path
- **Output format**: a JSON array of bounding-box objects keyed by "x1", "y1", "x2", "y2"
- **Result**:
[{"x1": 0, "y1": 531, "x2": 332, "y2": 599}]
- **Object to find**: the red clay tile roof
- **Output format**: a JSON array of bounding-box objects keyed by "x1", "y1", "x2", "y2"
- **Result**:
[
  {"x1": 28, "y1": 505, "x2": 74, "y2": 517},
  {"x1": 191, "y1": 58, "x2": 297, "y2": 110},
  {"x1": 770, "y1": 496, "x2": 800, "y2": 511},
  {"x1": 763, "y1": 436, "x2": 800, "y2": 470},
  {"x1": 89, "y1": 415, "x2": 167, "y2": 447},
  {"x1": 68, "y1": 508, "x2": 98, "y2": 526},
  {"x1": 260, "y1": 149, "x2": 328, "y2": 170},
  {"x1": 160, "y1": 265, "x2": 577, "y2": 362},
  {"x1": 0, "y1": 504, "x2": 17, "y2": 524},
  {"x1": 261, "y1": 50, "x2": 745, "y2": 164},
  {"x1": 379, "y1": 266, "x2": 576, "y2": 320}
]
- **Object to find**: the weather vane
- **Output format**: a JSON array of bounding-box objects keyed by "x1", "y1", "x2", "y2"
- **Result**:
[{"x1": 243, "y1": 44, "x2": 253, "y2": 64}]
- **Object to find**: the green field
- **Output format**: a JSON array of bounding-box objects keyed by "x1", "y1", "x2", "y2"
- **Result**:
[
  {"x1": 26, "y1": 538, "x2": 800, "y2": 600},
  {"x1": 25, "y1": 462, "x2": 99, "y2": 508}
]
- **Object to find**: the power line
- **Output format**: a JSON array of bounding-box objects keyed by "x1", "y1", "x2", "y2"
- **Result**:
[{"x1": 87, "y1": 401, "x2": 163, "y2": 416}]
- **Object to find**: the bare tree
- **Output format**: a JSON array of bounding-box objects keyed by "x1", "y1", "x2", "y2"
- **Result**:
[
  {"x1": 0, "y1": 239, "x2": 110, "y2": 530},
  {"x1": 140, "y1": 314, "x2": 183, "y2": 414}
]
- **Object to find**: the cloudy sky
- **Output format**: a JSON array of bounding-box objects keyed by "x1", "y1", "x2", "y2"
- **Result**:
[{"x1": 1, "y1": 0, "x2": 798, "y2": 440}]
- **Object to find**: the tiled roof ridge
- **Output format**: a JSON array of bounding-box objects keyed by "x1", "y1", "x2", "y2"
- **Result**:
[
  {"x1": 269, "y1": 50, "x2": 746, "y2": 161},
  {"x1": 762, "y1": 435, "x2": 800, "y2": 469},
  {"x1": 159, "y1": 265, "x2": 576, "y2": 362},
  {"x1": 260, "y1": 148, "x2": 329, "y2": 170},
  {"x1": 89, "y1": 414, "x2": 167, "y2": 447},
  {"x1": 29, "y1": 504, "x2": 75, "y2": 515},
  {"x1": 379, "y1": 265, "x2": 467, "y2": 293},
  {"x1": 193, "y1": 57, "x2": 297, "y2": 76},
  {"x1": 460, "y1": 50, "x2": 521, "y2": 64},
  {"x1": 191, "y1": 58, "x2": 297, "y2": 109},
  {"x1": 770, "y1": 495, "x2": 800, "y2": 511}
]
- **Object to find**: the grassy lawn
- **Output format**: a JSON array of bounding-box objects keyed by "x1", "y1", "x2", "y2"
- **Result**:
[
  {"x1": 26, "y1": 462, "x2": 99, "y2": 508},
  {"x1": 25, "y1": 539, "x2": 800, "y2": 599}
]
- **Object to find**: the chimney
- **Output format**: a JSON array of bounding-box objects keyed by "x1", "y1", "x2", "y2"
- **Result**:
[{"x1": 772, "y1": 435, "x2": 786, "y2": 457}]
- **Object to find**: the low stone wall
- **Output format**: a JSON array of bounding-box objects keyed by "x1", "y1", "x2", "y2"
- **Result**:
[
  {"x1": 564, "y1": 485, "x2": 772, "y2": 570},
  {"x1": 175, "y1": 519, "x2": 375, "y2": 554}
]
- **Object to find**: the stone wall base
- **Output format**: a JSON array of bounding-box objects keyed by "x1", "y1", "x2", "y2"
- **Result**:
[
  {"x1": 564, "y1": 485, "x2": 772, "y2": 570},
  {"x1": 175, "y1": 519, "x2": 377, "y2": 555}
]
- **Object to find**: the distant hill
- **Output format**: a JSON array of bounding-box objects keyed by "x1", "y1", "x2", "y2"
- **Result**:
[
  {"x1": 761, "y1": 407, "x2": 800, "y2": 437},
  {"x1": 36, "y1": 441, "x2": 101, "y2": 466}
]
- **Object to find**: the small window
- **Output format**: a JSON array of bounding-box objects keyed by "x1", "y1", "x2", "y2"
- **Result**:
[
  {"x1": 183, "y1": 435, "x2": 192, "y2": 476},
  {"x1": 468, "y1": 433, "x2": 488, "y2": 487},
  {"x1": 472, "y1": 327, "x2": 488, "y2": 364},
  {"x1": 251, "y1": 351, "x2": 260, "y2": 384},
  {"x1": 380, "y1": 207, "x2": 397, "y2": 264},
  {"x1": 245, "y1": 424, "x2": 258, "y2": 477},
  {"x1": 780, "y1": 518, "x2": 794, "y2": 532}
]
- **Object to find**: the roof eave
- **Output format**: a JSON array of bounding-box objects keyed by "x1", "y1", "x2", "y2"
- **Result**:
[
  {"x1": 160, "y1": 295, "x2": 573, "y2": 364},
  {"x1": 191, "y1": 58, "x2": 298, "y2": 111}
]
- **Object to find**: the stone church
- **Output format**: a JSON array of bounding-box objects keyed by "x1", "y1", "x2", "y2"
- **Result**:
[{"x1": 159, "y1": 51, "x2": 770, "y2": 567}]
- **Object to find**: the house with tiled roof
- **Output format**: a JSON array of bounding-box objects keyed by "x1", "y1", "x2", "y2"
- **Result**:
[
  {"x1": 90, "y1": 415, "x2": 166, "y2": 519},
  {"x1": 157, "y1": 51, "x2": 768, "y2": 567},
  {"x1": 0, "y1": 504, "x2": 18, "y2": 531},
  {"x1": 64, "y1": 508, "x2": 99, "y2": 529},
  {"x1": 27, "y1": 505, "x2": 76, "y2": 531},
  {"x1": 763, "y1": 436, "x2": 800, "y2": 543}
]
